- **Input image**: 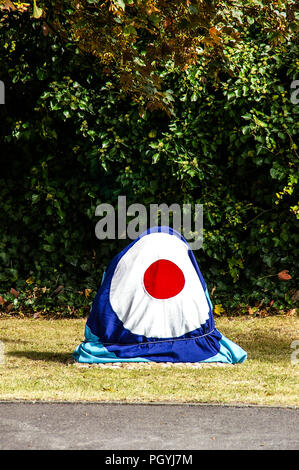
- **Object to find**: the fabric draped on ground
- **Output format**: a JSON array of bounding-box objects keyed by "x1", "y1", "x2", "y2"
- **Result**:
[{"x1": 74, "y1": 226, "x2": 247, "y2": 364}]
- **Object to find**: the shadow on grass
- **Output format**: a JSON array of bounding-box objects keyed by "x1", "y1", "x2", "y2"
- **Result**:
[
  {"x1": 8, "y1": 351, "x2": 73, "y2": 364},
  {"x1": 0, "y1": 337, "x2": 31, "y2": 345},
  {"x1": 224, "y1": 329, "x2": 295, "y2": 361}
]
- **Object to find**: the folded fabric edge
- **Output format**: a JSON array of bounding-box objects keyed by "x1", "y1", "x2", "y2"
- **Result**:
[
  {"x1": 73, "y1": 343, "x2": 150, "y2": 363},
  {"x1": 73, "y1": 327, "x2": 247, "y2": 364},
  {"x1": 200, "y1": 334, "x2": 247, "y2": 364}
]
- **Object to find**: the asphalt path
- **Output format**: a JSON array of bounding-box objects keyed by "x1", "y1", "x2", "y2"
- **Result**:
[{"x1": 0, "y1": 402, "x2": 298, "y2": 450}]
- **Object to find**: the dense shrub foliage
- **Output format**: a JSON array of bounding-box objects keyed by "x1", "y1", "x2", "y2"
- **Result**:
[
  {"x1": 27, "y1": 0, "x2": 298, "y2": 111},
  {"x1": 0, "y1": 12, "x2": 298, "y2": 315}
]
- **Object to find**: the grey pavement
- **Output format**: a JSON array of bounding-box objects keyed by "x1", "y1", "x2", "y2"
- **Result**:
[{"x1": 0, "y1": 402, "x2": 298, "y2": 450}]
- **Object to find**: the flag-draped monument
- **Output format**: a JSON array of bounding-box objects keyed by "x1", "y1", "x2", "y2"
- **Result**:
[{"x1": 74, "y1": 227, "x2": 247, "y2": 364}]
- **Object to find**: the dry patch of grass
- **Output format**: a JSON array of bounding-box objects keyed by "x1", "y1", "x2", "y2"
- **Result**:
[{"x1": 0, "y1": 316, "x2": 298, "y2": 405}]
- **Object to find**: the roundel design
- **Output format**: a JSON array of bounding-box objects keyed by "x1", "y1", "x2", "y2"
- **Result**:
[
  {"x1": 143, "y1": 259, "x2": 185, "y2": 299},
  {"x1": 109, "y1": 232, "x2": 210, "y2": 338}
]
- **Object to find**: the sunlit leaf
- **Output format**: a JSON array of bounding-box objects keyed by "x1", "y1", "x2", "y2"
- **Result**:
[{"x1": 32, "y1": 0, "x2": 43, "y2": 18}]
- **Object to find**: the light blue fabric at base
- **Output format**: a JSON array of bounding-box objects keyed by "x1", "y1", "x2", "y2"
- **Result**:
[
  {"x1": 73, "y1": 325, "x2": 150, "y2": 363},
  {"x1": 73, "y1": 326, "x2": 247, "y2": 364},
  {"x1": 200, "y1": 334, "x2": 247, "y2": 364},
  {"x1": 73, "y1": 343, "x2": 150, "y2": 363}
]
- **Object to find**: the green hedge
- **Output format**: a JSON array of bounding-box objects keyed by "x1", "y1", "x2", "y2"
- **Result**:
[{"x1": 0, "y1": 12, "x2": 298, "y2": 315}]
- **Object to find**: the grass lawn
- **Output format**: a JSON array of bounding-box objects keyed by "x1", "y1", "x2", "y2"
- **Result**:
[{"x1": 0, "y1": 316, "x2": 298, "y2": 405}]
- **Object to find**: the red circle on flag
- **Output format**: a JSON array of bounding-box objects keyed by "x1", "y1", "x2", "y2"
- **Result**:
[{"x1": 143, "y1": 259, "x2": 185, "y2": 299}]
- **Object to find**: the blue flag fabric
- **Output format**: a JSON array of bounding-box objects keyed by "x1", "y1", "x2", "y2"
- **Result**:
[{"x1": 74, "y1": 227, "x2": 247, "y2": 364}]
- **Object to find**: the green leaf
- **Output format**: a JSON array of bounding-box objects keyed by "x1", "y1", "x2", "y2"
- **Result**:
[
  {"x1": 188, "y1": 5, "x2": 198, "y2": 15},
  {"x1": 33, "y1": 0, "x2": 43, "y2": 19},
  {"x1": 149, "y1": 13, "x2": 160, "y2": 26},
  {"x1": 115, "y1": 0, "x2": 125, "y2": 11},
  {"x1": 123, "y1": 25, "x2": 137, "y2": 36}
]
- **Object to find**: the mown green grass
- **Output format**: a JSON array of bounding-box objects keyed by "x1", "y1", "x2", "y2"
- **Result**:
[{"x1": 0, "y1": 316, "x2": 298, "y2": 405}]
